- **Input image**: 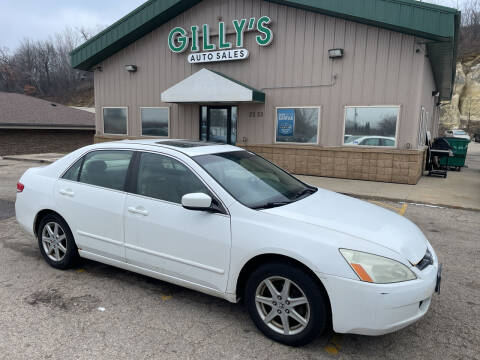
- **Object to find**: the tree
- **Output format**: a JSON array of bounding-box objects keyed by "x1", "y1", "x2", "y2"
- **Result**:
[{"x1": 0, "y1": 27, "x2": 98, "y2": 105}]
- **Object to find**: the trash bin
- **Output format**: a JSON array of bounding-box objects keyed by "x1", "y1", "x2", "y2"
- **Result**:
[{"x1": 439, "y1": 137, "x2": 470, "y2": 171}]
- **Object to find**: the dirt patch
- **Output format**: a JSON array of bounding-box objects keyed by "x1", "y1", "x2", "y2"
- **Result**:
[
  {"x1": 25, "y1": 288, "x2": 101, "y2": 312},
  {"x1": 0, "y1": 200, "x2": 14, "y2": 221},
  {"x1": 2, "y1": 240, "x2": 40, "y2": 258}
]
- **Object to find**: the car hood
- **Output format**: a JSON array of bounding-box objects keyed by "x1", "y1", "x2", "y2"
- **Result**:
[{"x1": 264, "y1": 189, "x2": 427, "y2": 264}]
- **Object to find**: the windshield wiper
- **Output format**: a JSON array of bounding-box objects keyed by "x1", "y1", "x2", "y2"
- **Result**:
[
  {"x1": 252, "y1": 201, "x2": 292, "y2": 210},
  {"x1": 293, "y1": 187, "x2": 317, "y2": 199}
]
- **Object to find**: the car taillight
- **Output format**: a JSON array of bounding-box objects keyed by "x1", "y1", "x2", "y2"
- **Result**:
[{"x1": 17, "y1": 182, "x2": 24, "y2": 193}]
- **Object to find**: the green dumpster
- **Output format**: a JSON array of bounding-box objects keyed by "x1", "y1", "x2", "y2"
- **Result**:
[{"x1": 439, "y1": 137, "x2": 470, "y2": 171}]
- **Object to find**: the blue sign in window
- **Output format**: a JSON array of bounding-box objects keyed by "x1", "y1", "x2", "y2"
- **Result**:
[{"x1": 277, "y1": 108, "x2": 295, "y2": 137}]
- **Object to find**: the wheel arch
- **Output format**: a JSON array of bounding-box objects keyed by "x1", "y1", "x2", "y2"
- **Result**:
[
  {"x1": 234, "y1": 253, "x2": 332, "y2": 320},
  {"x1": 33, "y1": 209, "x2": 68, "y2": 236}
]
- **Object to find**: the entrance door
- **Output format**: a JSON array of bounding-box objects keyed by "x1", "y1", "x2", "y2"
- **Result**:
[{"x1": 200, "y1": 106, "x2": 237, "y2": 144}]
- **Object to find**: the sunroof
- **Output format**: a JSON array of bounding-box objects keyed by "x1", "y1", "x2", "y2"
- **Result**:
[{"x1": 156, "y1": 140, "x2": 224, "y2": 148}]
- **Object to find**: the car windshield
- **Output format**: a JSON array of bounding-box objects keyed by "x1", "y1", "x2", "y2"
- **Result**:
[{"x1": 194, "y1": 151, "x2": 317, "y2": 209}]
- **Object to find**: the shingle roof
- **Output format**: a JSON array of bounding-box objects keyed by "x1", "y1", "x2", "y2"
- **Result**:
[
  {"x1": 70, "y1": 0, "x2": 460, "y2": 100},
  {"x1": 0, "y1": 92, "x2": 95, "y2": 129}
]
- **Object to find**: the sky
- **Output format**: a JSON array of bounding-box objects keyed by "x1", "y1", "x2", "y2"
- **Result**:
[{"x1": 0, "y1": 0, "x2": 468, "y2": 51}]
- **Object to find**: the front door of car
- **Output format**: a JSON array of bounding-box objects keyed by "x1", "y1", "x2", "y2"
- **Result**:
[
  {"x1": 124, "y1": 151, "x2": 231, "y2": 293},
  {"x1": 54, "y1": 150, "x2": 134, "y2": 262}
]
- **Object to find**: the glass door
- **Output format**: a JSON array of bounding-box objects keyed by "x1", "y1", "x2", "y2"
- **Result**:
[{"x1": 200, "y1": 106, "x2": 238, "y2": 145}]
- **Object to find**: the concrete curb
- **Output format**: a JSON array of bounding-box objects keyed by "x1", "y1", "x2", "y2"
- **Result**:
[
  {"x1": 2, "y1": 156, "x2": 56, "y2": 164},
  {"x1": 342, "y1": 192, "x2": 480, "y2": 212}
]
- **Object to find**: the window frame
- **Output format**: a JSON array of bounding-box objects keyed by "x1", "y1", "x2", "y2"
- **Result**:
[
  {"x1": 139, "y1": 106, "x2": 170, "y2": 138},
  {"x1": 59, "y1": 148, "x2": 135, "y2": 193},
  {"x1": 128, "y1": 150, "x2": 229, "y2": 215},
  {"x1": 342, "y1": 105, "x2": 401, "y2": 149},
  {"x1": 102, "y1": 106, "x2": 129, "y2": 136},
  {"x1": 273, "y1": 106, "x2": 321, "y2": 145}
]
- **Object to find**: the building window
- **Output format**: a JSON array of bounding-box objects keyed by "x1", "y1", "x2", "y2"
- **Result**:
[
  {"x1": 103, "y1": 107, "x2": 127, "y2": 135},
  {"x1": 141, "y1": 107, "x2": 169, "y2": 136},
  {"x1": 275, "y1": 107, "x2": 320, "y2": 144},
  {"x1": 343, "y1": 106, "x2": 399, "y2": 147}
]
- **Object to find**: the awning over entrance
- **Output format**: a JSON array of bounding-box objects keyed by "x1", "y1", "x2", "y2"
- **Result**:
[{"x1": 161, "y1": 69, "x2": 265, "y2": 103}]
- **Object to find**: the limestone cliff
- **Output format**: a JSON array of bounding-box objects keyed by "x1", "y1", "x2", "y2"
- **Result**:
[{"x1": 440, "y1": 54, "x2": 480, "y2": 135}]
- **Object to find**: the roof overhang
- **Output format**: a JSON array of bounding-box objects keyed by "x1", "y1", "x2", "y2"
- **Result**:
[{"x1": 161, "y1": 69, "x2": 266, "y2": 103}]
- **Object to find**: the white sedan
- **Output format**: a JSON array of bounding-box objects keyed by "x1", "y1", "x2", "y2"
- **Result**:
[{"x1": 15, "y1": 139, "x2": 441, "y2": 346}]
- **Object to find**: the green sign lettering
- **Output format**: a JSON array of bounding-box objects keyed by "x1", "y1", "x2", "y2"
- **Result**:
[
  {"x1": 232, "y1": 19, "x2": 247, "y2": 48},
  {"x1": 218, "y1": 22, "x2": 232, "y2": 49},
  {"x1": 256, "y1": 16, "x2": 273, "y2": 46},
  {"x1": 191, "y1": 25, "x2": 199, "y2": 52},
  {"x1": 202, "y1": 24, "x2": 216, "y2": 51},
  {"x1": 168, "y1": 27, "x2": 189, "y2": 53}
]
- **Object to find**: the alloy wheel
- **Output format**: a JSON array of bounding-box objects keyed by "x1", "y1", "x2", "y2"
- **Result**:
[
  {"x1": 255, "y1": 276, "x2": 311, "y2": 336},
  {"x1": 41, "y1": 222, "x2": 67, "y2": 262}
]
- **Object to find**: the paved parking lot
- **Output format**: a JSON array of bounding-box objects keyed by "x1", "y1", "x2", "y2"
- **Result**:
[{"x1": 0, "y1": 160, "x2": 479, "y2": 359}]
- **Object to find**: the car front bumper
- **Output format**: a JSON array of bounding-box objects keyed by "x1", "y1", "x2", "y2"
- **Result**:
[{"x1": 320, "y1": 262, "x2": 439, "y2": 335}]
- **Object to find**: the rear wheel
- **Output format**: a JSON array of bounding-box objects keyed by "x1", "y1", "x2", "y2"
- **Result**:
[
  {"x1": 37, "y1": 214, "x2": 78, "y2": 269},
  {"x1": 245, "y1": 262, "x2": 328, "y2": 346}
]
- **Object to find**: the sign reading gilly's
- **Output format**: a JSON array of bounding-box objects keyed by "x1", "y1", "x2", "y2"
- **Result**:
[{"x1": 168, "y1": 16, "x2": 273, "y2": 64}]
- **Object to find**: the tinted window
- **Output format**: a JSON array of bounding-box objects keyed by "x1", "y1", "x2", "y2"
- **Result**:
[
  {"x1": 104, "y1": 108, "x2": 127, "y2": 135},
  {"x1": 136, "y1": 152, "x2": 209, "y2": 203},
  {"x1": 360, "y1": 138, "x2": 381, "y2": 146},
  {"x1": 141, "y1": 108, "x2": 169, "y2": 136},
  {"x1": 62, "y1": 158, "x2": 83, "y2": 181},
  {"x1": 78, "y1": 151, "x2": 133, "y2": 191}
]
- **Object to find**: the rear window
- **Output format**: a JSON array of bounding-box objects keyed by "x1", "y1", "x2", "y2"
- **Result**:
[{"x1": 62, "y1": 150, "x2": 133, "y2": 191}]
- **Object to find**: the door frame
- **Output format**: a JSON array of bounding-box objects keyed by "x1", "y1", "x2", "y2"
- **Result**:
[{"x1": 199, "y1": 105, "x2": 236, "y2": 145}]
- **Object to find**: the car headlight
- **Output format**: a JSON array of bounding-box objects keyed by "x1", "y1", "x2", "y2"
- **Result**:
[{"x1": 339, "y1": 249, "x2": 417, "y2": 284}]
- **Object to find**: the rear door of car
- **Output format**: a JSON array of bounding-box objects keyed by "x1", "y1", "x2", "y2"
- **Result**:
[
  {"x1": 123, "y1": 151, "x2": 231, "y2": 293},
  {"x1": 54, "y1": 149, "x2": 134, "y2": 262}
]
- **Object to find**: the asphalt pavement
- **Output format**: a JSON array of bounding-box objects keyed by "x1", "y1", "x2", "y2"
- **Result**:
[{"x1": 0, "y1": 159, "x2": 479, "y2": 359}]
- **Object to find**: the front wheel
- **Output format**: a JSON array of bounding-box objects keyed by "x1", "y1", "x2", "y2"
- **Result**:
[{"x1": 245, "y1": 262, "x2": 328, "y2": 346}]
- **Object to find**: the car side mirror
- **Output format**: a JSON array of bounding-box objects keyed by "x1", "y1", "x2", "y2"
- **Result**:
[{"x1": 181, "y1": 193, "x2": 213, "y2": 211}]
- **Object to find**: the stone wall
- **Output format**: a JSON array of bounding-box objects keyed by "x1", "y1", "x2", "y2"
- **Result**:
[
  {"x1": 0, "y1": 129, "x2": 94, "y2": 156},
  {"x1": 240, "y1": 144, "x2": 425, "y2": 185}
]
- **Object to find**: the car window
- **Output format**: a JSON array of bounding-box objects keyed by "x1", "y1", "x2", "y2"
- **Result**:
[
  {"x1": 135, "y1": 152, "x2": 209, "y2": 204},
  {"x1": 62, "y1": 157, "x2": 83, "y2": 181},
  {"x1": 361, "y1": 138, "x2": 380, "y2": 146},
  {"x1": 382, "y1": 138, "x2": 395, "y2": 146},
  {"x1": 78, "y1": 150, "x2": 133, "y2": 191}
]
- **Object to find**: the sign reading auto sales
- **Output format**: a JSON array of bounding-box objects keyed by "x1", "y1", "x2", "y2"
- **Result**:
[{"x1": 168, "y1": 16, "x2": 273, "y2": 64}]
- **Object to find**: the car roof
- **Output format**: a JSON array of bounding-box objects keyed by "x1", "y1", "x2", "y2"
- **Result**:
[{"x1": 102, "y1": 139, "x2": 244, "y2": 157}]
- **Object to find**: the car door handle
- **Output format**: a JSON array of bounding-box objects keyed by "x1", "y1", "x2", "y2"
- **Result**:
[
  {"x1": 59, "y1": 189, "x2": 74, "y2": 197},
  {"x1": 128, "y1": 206, "x2": 149, "y2": 216}
]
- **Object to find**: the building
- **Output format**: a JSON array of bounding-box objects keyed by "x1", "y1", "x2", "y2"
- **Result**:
[
  {"x1": 0, "y1": 92, "x2": 95, "y2": 156},
  {"x1": 71, "y1": 0, "x2": 460, "y2": 184}
]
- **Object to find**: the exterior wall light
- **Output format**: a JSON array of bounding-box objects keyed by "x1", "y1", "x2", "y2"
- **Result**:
[
  {"x1": 125, "y1": 65, "x2": 138, "y2": 72},
  {"x1": 432, "y1": 90, "x2": 440, "y2": 97},
  {"x1": 328, "y1": 49, "x2": 344, "y2": 58}
]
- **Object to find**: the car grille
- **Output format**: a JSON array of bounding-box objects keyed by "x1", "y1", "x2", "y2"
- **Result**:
[{"x1": 416, "y1": 249, "x2": 434, "y2": 270}]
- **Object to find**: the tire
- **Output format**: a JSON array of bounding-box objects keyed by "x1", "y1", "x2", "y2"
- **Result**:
[
  {"x1": 37, "y1": 213, "x2": 78, "y2": 270},
  {"x1": 245, "y1": 262, "x2": 328, "y2": 346}
]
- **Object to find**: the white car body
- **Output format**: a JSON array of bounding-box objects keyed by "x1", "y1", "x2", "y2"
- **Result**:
[
  {"x1": 345, "y1": 136, "x2": 396, "y2": 147},
  {"x1": 15, "y1": 140, "x2": 439, "y2": 336}
]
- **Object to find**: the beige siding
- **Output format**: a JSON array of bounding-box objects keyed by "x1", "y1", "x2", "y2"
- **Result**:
[{"x1": 94, "y1": 0, "x2": 435, "y2": 148}]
